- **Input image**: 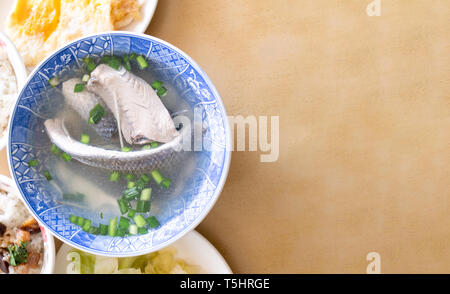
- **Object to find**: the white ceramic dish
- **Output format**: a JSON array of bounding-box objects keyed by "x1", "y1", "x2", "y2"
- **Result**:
[
  {"x1": 0, "y1": 174, "x2": 55, "y2": 274},
  {"x1": 55, "y1": 230, "x2": 232, "y2": 274},
  {"x1": 0, "y1": 0, "x2": 158, "y2": 34},
  {"x1": 0, "y1": 31, "x2": 27, "y2": 151}
]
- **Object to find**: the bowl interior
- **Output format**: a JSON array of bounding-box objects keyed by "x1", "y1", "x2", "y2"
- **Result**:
[{"x1": 8, "y1": 33, "x2": 230, "y2": 256}]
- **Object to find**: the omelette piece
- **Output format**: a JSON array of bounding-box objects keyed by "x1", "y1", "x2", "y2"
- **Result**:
[{"x1": 5, "y1": 0, "x2": 141, "y2": 67}]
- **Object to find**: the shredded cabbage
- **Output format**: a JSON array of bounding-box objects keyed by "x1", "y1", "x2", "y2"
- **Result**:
[{"x1": 67, "y1": 247, "x2": 197, "y2": 274}]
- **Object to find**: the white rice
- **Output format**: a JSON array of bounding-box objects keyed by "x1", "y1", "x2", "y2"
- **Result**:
[{"x1": 0, "y1": 45, "x2": 17, "y2": 138}]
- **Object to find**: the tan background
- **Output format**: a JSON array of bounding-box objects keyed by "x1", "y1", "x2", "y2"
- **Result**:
[{"x1": 1, "y1": 0, "x2": 450, "y2": 273}]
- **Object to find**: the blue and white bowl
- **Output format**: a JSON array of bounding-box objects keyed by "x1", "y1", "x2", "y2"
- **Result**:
[{"x1": 7, "y1": 32, "x2": 231, "y2": 256}]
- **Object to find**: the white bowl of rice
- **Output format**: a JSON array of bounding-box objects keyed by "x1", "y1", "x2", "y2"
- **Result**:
[
  {"x1": 0, "y1": 174, "x2": 55, "y2": 274},
  {"x1": 0, "y1": 31, "x2": 27, "y2": 151}
]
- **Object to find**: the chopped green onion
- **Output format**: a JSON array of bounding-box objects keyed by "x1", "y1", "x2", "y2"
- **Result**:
[
  {"x1": 117, "y1": 227, "x2": 127, "y2": 237},
  {"x1": 88, "y1": 103, "x2": 105, "y2": 124},
  {"x1": 82, "y1": 219, "x2": 91, "y2": 232},
  {"x1": 28, "y1": 159, "x2": 38, "y2": 167},
  {"x1": 125, "y1": 173, "x2": 135, "y2": 181},
  {"x1": 151, "y1": 142, "x2": 159, "y2": 148},
  {"x1": 88, "y1": 227, "x2": 99, "y2": 235},
  {"x1": 122, "y1": 187, "x2": 139, "y2": 200},
  {"x1": 147, "y1": 216, "x2": 160, "y2": 228},
  {"x1": 129, "y1": 224, "x2": 138, "y2": 235},
  {"x1": 49, "y1": 77, "x2": 60, "y2": 87},
  {"x1": 121, "y1": 146, "x2": 131, "y2": 152},
  {"x1": 123, "y1": 55, "x2": 131, "y2": 71},
  {"x1": 129, "y1": 53, "x2": 137, "y2": 60},
  {"x1": 140, "y1": 188, "x2": 152, "y2": 201},
  {"x1": 100, "y1": 212, "x2": 103, "y2": 219},
  {"x1": 82, "y1": 74, "x2": 90, "y2": 82},
  {"x1": 127, "y1": 181, "x2": 135, "y2": 189},
  {"x1": 157, "y1": 86, "x2": 167, "y2": 97},
  {"x1": 136, "y1": 55, "x2": 148, "y2": 69},
  {"x1": 76, "y1": 217, "x2": 85, "y2": 227},
  {"x1": 141, "y1": 145, "x2": 152, "y2": 150},
  {"x1": 44, "y1": 170, "x2": 52, "y2": 181},
  {"x1": 134, "y1": 214, "x2": 147, "y2": 228},
  {"x1": 83, "y1": 57, "x2": 97, "y2": 73},
  {"x1": 61, "y1": 152, "x2": 72, "y2": 162},
  {"x1": 69, "y1": 214, "x2": 77, "y2": 224},
  {"x1": 99, "y1": 224, "x2": 108, "y2": 235},
  {"x1": 101, "y1": 55, "x2": 112, "y2": 64},
  {"x1": 108, "y1": 217, "x2": 117, "y2": 237},
  {"x1": 151, "y1": 169, "x2": 164, "y2": 185},
  {"x1": 108, "y1": 56, "x2": 122, "y2": 70},
  {"x1": 63, "y1": 193, "x2": 85, "y2": 202},
  {"x1": 136, "y1": 200, "x2": 150, "y2": 213},
  {"x1": 74, "y1": 83, "x2": 85, "y2": 93},
  {"x1": 138, "y1": 227, "x2": 148, "y2": 235},
  {"x1": 118, "y1": 216, "x2": 131, "y2": 230},
  {"x1": 151, "y1": 80, "x2": 163, "y2": 90},
  {"x1": 117, "y1": 198, "x2": 129, "y2": 215},
  {"x1": 51, "y1": 144, "x2": 61, "y2": 155},
  {"x1": 80, "y1": 133, "x2": 90, "y2": 144},
  {"x1": 161, "y1": 178, "x2": 171, "y2": 189},
  {"x1": 109, "y1": 171, "x2": 121, "y2": 182},
  {"x1": 140, "y1": 174, "x2": 150, "y2": 183},
  {"x1": 127, "y1": 209, "x2": 136, "y2": 218}
]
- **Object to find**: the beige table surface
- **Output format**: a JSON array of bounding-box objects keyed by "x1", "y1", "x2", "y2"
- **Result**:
[{"x1": 1, "y1": 0, "x2": 450, "y2": 273}]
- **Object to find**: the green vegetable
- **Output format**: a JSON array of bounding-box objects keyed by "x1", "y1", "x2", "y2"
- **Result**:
[
  {"x1": 77, "y1": 217, "x2": 85, "y2": 227},
  {"x1": 117, "y1": 198, "x2": 129, "y2": 215},
  {"x1": 140, "y1": 188, "x2": 152, "y2": 201},
  {"x1": 151, "y1": 169, "x2": 164, "y2": 185},
  {"x1": 151, "y1": 80, "x2": 163, "y2": 90},
  {"x1": 81, "y1": 133, "x2": 90, "y2": 144},
  {"x1": 129, "y1": 53, "x2": 137, "y2": 60},
  {"x1": 82, "y1": 219, "x2": 91, "y2": 232},
  {"x1": 49, "y1": 77, "x2": 60, "y2": 87},
  {"x1": 123, "y1": 55, "x2": 131, "y2": 71},
  {"x1": 117, "y1": 227, "x2": 127, "y2": 237},
  {"x1": 121, "y1": 146, "x2": 131, "y2": 152},
  {"x1": 82, "y1": 74, "x2": 90, "y2": 82},
  {"x1": 125, "y1": 173, "x2": 135, "y2": 181},
  {"x1": 136, "y1": 200, "x2": 150, "y2": 213},
  {"x1": 8, "y1": 242, "x2": 28, "y2": 266},
  {"x1": 151, "y1": 142, "x2": 159, "y2": 148},
  {"x1": 108, "y1": 56, "x2": 122, "y2": 70},
  {"x1": 129, "y1": 224, "x2": 138, "y2": 235},
  {"x1": 61, "y1": 152, "x2": 72, "y2": 162},
  {"x1": 88, "y1": 103, "x2": 105, "y2": 124},
  {"x1": 118, "y1": 216, "x2": 131, "y2": 230},
  {"x1": 134, "y1": 214, "x2": 147, "y2": 228},
  {"x1": 140, "y1": 174, "x2": 150, "y2": 183},
  {"x1": 147, "y1": 216, "x2": 160, "y2": 228},
  {"x1": 127, "y1": 209, "x2": 136, "y2": 218},
  {"x1": 108, "y1": 217, "x2": 117, "y2": 237},
  {"x1": 99, "y1": 224, "x2": 108, "y2": 235},
  {"x1": 101, "y1": 55, "x2": 112, "y2": 64},
  {"x1": 122, "y1": 186, "x2": 140, "y2": 200},
  {"x1": 69, "y1": 214, "x2": 77, "y2": 224},
  {"x1": 138, "y1": 227, "x2": 148, "y2": 235},
  {"x1": 127, "y1": 181, "x2": 135, "y2": 189},
  {"x1": 44, "y1": 170, "x2": 52, "y2": 181},
  {"x1": 161, "y1": 178, "x2": 171, "y2": 189},
  {"x1": 141, "y1": 145, "x2": 152, "y2": 150},
  {"x1": 88, "y1": 227, "x2": 99, "y2": 235},
  {"x1": 109, "y1": 171, "x2": 121, "y2": 182},
  {"x1": 157, "y1": 86, "x2": 167, "y2": 97},
  {"x1": 51, "y1": 144, "x2": 61, "y2": 155},
  {"x1": 84, "y1": 58, "x2": 97, "y2": 73},
  {"x1": 28, "y1": 159, "x2": 38, "y2": 167},
  {"x1": 74, "y1": 83, "x2": 85, "y2": 93},
  {"x1": 136, "y1": 55, "x2": 148, "y2": 69}
]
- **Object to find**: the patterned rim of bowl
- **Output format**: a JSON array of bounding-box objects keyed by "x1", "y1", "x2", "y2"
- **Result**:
[{"x1": 7, "y1": 32, "x2": 231, "y2": 256}]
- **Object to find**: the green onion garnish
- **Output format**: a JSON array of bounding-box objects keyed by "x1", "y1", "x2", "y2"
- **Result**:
[
  {"x1": 74, "y1": 83, "x2": 85, "y2": 93},
  {"x1": 69, "y1": 214, "x2": 77, "y2": 224},
  {"x1": 109, "y1": 171, "x2": 121, "y2": 182},
  {"x1": 99, "y1": 224, "x2": 108, "y2": 235},
  {"x1": 123, "y1": 55, "x2": 131, "y2": 71},
  {"x1": 88, "y1": 227, "x2": 99, "y2": 235},
  {"x1": 127, "y1": 209, "x2": 136, "y2": 218},
  {"x1": 129, "y1": 53, "x2": 137, "y2": 60},
  {"x1": 108, "y1": 56, "x2": 122, "y2": 70},
  {"x1": 28, "y1": 159, "x2": 38, "y2": 167},
  {"x1": 44, "y1": 170, "x2": 52, "y2": 181},
  {"x1": 140, "y1": 188, "x2": 152, "y2": 201},
  {"x1": 151, "y1": 169, "x2": 164, "y2": 185},
  {"x1": 121, "y1": 146, "x2": 131, "y2": 152},
  {"x1": 136, "y1": 200, "x2": 150, "y2": 213},
  {"x1": 101, "y1": 55, "x2": 112, "y2": 64},
  {"x1": 136, "y1": 55, "x2": 148, "y2": 69},
  {"x1": 129, "y1": 224, "x2": 138, "y2": 235},
  {"x1": 61, "y1": 152, "x2": 72, "y2": 162},
  {"x1": 80, "y1": 133, "x2": 90, "y2": 144},
  {"x1": 138, "y1": 227, "x2": 148, "y2": 235},
  {"x1": 108, "y1": 217, "x2": 117, "y2": 237},
  {"x1": 88, "y1": 103, "x2": 105, "y2": 124},
  {"x1": 76, "y1": 217, "x2": 85, "y2": 227},
  {"x1": 161, "y1": 178, "x2": 171, "y2": 189},
  {"x1": 82, "y1": 219, "x2": 91, "y2": 232},
  {"x1": 82, "y1": 74, "x2": 90, "y2": 82},
  {"x1": 147, "y1": 216, "x2": 160, "y2": 228},
  {"x1": 157, "y1": 86, "x2": 167, "y2": 97},
  {"x1": 118, "y1": 216, "x2": 131, "y2": 230},
  {"x1": 127, "y1": 181, "x2": 135, "y2": 189},
  {"x1": 83, "y1": 57, "x2": 97, "y2": 73},
  {"x1": 49, "y1": 77, "x2": 59, "y2": 87},
  {"x1": 141, "y1": 145, "x2": 152, "y2": 150},
  {"x1": 151, "y1": 142, "x2": 159, "y2": 148},
  {"x1": 140, "y1": 174, "x2": 150, "y2": 183},
  {"x1": 117, "y1": 227, "x2": 127, "y2": 237},
  {"x1": 100, "y1": 212, "x2": 103, "y2": 219},
  {"x1": 122, "y1": 187, "x2": 140, "y2": 200},
  {"x1": 134, "y1": 214, "x2": 147, "y2": 228},
  {"x1": 125, "y1": 173, "x2": 135, "y2": 181},
  {"x1": 51, "y1": 144, "x2": 61, "y2": 155},
  {"x1": 151, "y1": 80, "x2": 163, "y2": 90},
  {"x1": 117, "y1": 198, "x2": 129, "y2": 215}
]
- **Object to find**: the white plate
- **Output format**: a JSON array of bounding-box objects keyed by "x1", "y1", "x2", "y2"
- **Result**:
[
  {"x1": 0, "y1": 0, "x2": 158, "y2": 34},
  {"x1": 55, "y1": 230, "x2": 233, "y2": 274}
]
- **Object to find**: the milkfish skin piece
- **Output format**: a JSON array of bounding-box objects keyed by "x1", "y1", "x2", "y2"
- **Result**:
[
  {"x1": 44, "y1": 117, "x2": 188, "y2": 171},
  {"x1": 62, "y1": 78, "x2": 117, "y2": 139},
  {"x1": 87, "y1": 64, "x2": 178, "y2": 144}
]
